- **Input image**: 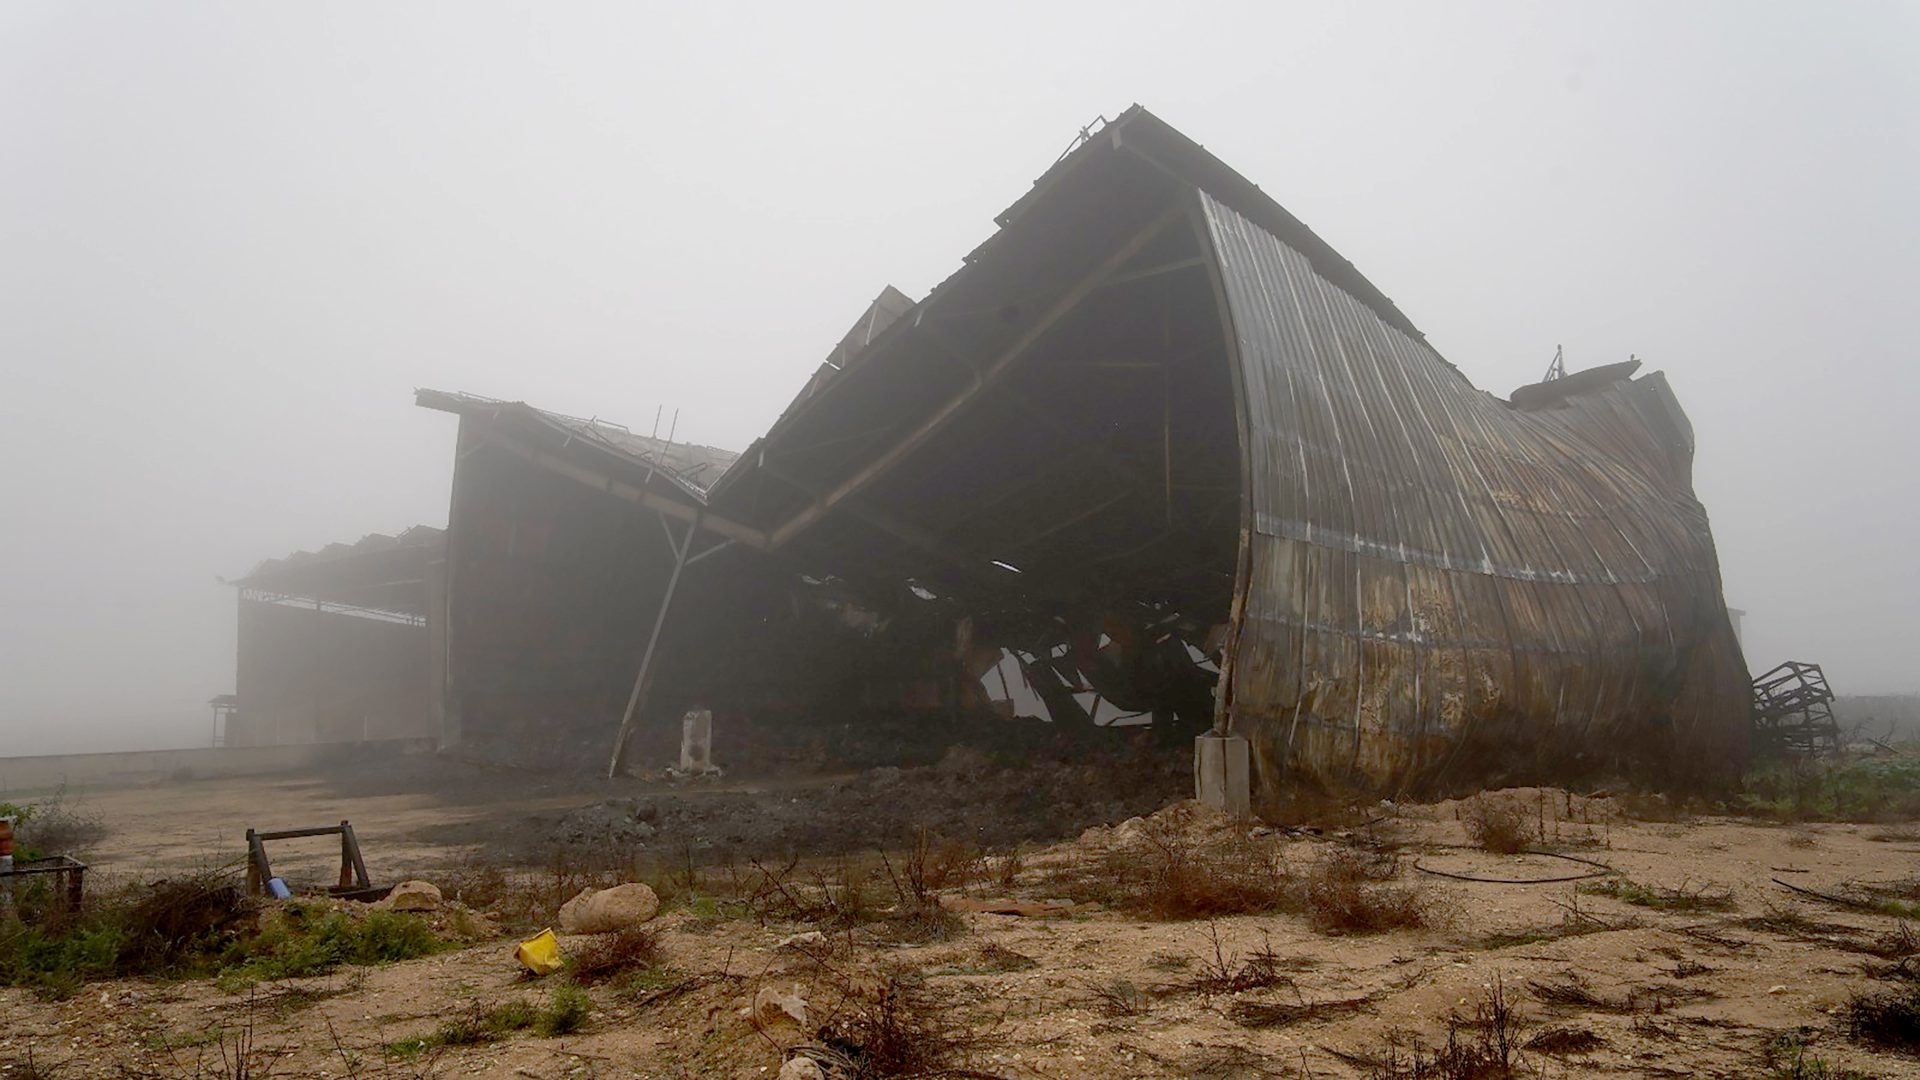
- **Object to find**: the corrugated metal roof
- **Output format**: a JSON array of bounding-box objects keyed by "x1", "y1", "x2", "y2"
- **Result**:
[
  {"x1": 1201, "y1": 191, "x2": 1748, "y2": 791},
  {"x1": 239, "y1": 525, "x2": 443, "y2": 581},
  {"x1": 235, "y1": 525, "x2": 444, "y2": 615},
  {"x1": 417, "y1": 389, "x2": 740, "y2": 499}
]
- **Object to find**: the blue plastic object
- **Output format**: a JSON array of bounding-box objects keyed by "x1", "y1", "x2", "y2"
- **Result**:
[{"x1": 266, "y1": 877, "x2": 291, "y2": 899}]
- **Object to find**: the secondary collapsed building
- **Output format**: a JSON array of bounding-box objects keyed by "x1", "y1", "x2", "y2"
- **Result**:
[
  {"x1": 224, "y1": 527, "x2": 445, "y2": 746},
  {"x1": 396, "y1": 106, "x2": 1750, "y2": 797}
]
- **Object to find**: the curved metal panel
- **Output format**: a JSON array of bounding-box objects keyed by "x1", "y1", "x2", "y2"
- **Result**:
[{"x1": 1201, "y1": 192, "x2": 1748, "y2": 792}]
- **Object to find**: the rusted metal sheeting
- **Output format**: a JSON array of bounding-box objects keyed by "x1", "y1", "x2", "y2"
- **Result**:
[{"x1": 1201, "y1": 192, "x2": 1748, "y2": 792}]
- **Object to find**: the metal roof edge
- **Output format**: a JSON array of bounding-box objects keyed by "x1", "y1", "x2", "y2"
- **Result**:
[{"x1": 414, "y1": 388, "x2": 734, "y2": 504}]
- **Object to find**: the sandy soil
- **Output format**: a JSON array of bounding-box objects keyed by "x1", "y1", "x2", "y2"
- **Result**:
[{"x1": 9, "y1": 768, "x2": 1920, "y2": 1078}]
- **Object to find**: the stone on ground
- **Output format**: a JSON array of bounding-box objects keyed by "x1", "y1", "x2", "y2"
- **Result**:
[
  {"x1": 751, "y1": 985, "x2": 808, "y2": 1030},
  {"x1": 557, "y1": 882, "x2": 660, "y2": 933},
  {"x1": 778, "y1": 1057, "x2": 826, "y2": 1080},
  {"x1": 376, "y1": 880, "x2": 442, "y2": 912}
]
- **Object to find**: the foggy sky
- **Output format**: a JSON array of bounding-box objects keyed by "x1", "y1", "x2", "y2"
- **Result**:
[{"x1": 3, "y1": 1, "x2": 1915, "y2": 755}]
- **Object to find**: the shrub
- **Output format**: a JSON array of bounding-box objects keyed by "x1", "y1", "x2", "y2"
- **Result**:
[
  {"x1": 1, "y1": 872, "x2": 262, "y2": 997},
  {"x1": 3, "y1": 883, "x2": 444, "y2": 1000},
  {"x1": 1362, "y1": 976, "x2": 1526, "y2": 1078},
  {"x1": 1766, "y1": 1032, "x2": 1875, "y2": 1080},
  {"x1": 1744, "y1": 756, "x2": 1920, "y2": 822},
  {"x1": 1181, "y1": 925, "x2": 1299, "y2": 997},
  {"x1": 392, "y1": 997, "x2": 541, "y2": 1054},
  {"x1": 0, "y1": 920, "x2": 125, "y2": 999},
  {"x1": 1302, "y1": 849, "x2": 1429, "y2": 935},
  {"x1": 11, "y1": 787, "x2": 107, "y2": 855},
  {"x1": 1091, "y1": 821, "x2": 1293, "y2": 920},
  {"x1": 817, "y1": 968, "x2": 986, "y2": 1078},
  {"x1": 1844, "y1": 986, "x2": 1920, "y2": 1051},
  {"x1": 1463, "y1": 798, "x2": 1533, "y2": 854},
  {"x1": 219, "y1": 905, "x2": 441, "y2": 987},
  {"x1": 536, "y1": 984, "x2": 592, "y2": 1036},
  {"x1": 119, "y1": 875, "x2": 250, "y2": 974}
]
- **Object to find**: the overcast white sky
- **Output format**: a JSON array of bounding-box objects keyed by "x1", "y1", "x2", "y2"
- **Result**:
[{"x1": 2, "y1": 1, "x2": 1915, "y2": 755}]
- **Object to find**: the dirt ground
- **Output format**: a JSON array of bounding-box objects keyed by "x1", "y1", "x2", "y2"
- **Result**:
[
  {"x1": 9, "y1": 758, "x2": 1920, "y2": 1078},
  {"x1": 43, "y1": 743, "x2": 1190, "y2": 883}
]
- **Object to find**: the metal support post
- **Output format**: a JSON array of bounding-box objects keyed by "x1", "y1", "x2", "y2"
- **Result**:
[{"x1": 606, "y1": 514, "x2": 696, "y2": 778}]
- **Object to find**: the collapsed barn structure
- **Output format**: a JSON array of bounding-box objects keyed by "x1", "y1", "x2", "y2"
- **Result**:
[
  {"x1": 417, "y1": 106, "x2": 1749, "y2": 796},
  {"x1": 224, "y1": 528, "x2": 445, "y2": 746}
]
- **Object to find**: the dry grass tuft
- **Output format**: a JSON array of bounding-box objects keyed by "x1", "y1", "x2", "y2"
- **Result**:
[
  {"x1": 1736, "y1": 905, "x2": 1856, "y2": 944},
  {"x1": 1131, "y1": 827, "x2": 1292, "y2": 920},
  {"x1": 814, "y1": 966, "x2": 991, "y2": 1079},
  {"x1": 1359, "y1": 975, "x2": 1528, "y2": 1079},
  {"x1": 1229, "y1": 994, "x2": 1370, "y2": 1029},
  {"x1": 1462, "y1": 798, "x2": 1533, "y2": 855},
  {"x1": 1174, "y1": 925, "x2": 1303, "y2": 1000},
  {"x1": 1044, "y1": 814, "x2": 1292, "y2": 920},
  {"x1": 742, "y1": 851, "x2": 963, "y2": 944},
  {"x1": 971, "y1": 942, "x2": 1036, "y2": 973},
  {"x1": 1579, "y1": 877, "x2": 1737, "y2": 913},
  {"x1": 1184, "y1": 1042, "x2": 1293, "y2": 1079},
  {"x1": 1086, "y1": 978, "x2": 1149, "y2": 1018},
  {"x1": 1528, "y1": 973, "x2": 1712, "y2": 1015},
  {"x1": 1301, "y1": 848, "x2": 1431, "y2": 935},
  {"x1": 1525, "y1": 1026, "x2": 1605, "y2": 1054},
  {"x1": 1527, "y1": 974, "x2": 1618, "y2": 1013},
  {"x1": 1844, "y1": 985, "x2": 1920, "y2": 1051},
  {"x1": 10, "y1": 786, "x2": 108, "y2": 856},
  {"x1": 119, "y1": 873, "x2": 252, "y2": 974}
]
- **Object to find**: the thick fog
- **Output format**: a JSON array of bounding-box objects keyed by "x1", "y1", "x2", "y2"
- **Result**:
[{"x1": 2, "y1": 2, "x2": 1914, "y2": 755}]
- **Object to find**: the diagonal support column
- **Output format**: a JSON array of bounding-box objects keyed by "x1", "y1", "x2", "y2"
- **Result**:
[{"x1": 606, "y1": 514, "x2": 697, "y2": 778}]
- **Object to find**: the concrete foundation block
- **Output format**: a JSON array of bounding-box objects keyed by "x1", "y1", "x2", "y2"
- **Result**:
[
  {"x1": 1194, "y1": 733, "x2": 1251, "y2": 816},
  {"x1": 678, "y1": 708, "x2": 715, "y2": 774}
]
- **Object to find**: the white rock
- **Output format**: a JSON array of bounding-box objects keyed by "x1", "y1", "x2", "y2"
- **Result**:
[
  {"x1": 557, "y1": 882, "x2": 660, "y2": 934},
  {"x1": 777, "y1": 931, "x2": 827, "y2": 950},
  {"x1": 752, "y1": 985, "x2": 808, "y2": 1030},
  {"x1": 378, "y1": 880, "x2": 443, "y2": 912},
  {"x1": 779, "y1": 1058, "x2": 826, "y2": 1080}
]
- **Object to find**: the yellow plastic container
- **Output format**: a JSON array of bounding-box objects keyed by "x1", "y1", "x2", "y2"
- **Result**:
[{"x1": 514, "y1": 928, "x2": 563, "y2": 976}]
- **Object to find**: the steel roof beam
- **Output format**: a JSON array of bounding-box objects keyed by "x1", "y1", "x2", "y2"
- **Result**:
[{"x1": 766, "y1": 204, "x2": 1188, "y2": 551}]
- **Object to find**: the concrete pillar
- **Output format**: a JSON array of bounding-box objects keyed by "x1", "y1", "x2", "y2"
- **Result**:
[
  {"x1": 679, "y1": 708, "x2": 714, "y2": 773},
  {"x1": 1194, "y1": 733, "x2": 1251, "y2": 816}
]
